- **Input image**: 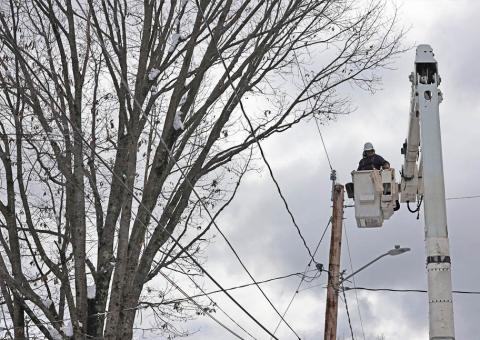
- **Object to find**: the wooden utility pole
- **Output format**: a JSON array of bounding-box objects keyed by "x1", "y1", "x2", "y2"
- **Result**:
[{"x1": 324, "y1": 184, "x2": 345, "y2": 340}]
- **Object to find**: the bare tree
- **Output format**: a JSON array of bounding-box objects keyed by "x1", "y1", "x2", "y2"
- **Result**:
[{"x1": 0, "y1": 0, "x2": 404, "y2": 338}]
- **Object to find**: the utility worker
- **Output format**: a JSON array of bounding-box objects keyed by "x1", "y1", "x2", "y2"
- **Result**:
[{"x1": 357, "y1": 142, "x2": 390, "y2": 171}]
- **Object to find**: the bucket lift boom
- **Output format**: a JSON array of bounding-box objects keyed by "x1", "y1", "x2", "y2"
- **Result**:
[{"x1": 349, "y1": 44, "x2": 455, "y2": 339}]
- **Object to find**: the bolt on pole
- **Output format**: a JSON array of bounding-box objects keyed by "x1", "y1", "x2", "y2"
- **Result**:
[{"x1": 324, "y1": 184, "x2": 344, "y2": 340}]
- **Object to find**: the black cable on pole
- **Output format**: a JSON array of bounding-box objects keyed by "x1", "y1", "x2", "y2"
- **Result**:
[
  {"x1": 406, "y1": 195, "x2": 423, "y2": 219},
  {"x1": 340, "y1": 276, "x2": 356, "y2": 340},
  {"x1": 343, "y1": 221, "x2": 366, "y2": 340},
  {"x1": 406, "y1": 196, "x2": 423, "y2": 213}
]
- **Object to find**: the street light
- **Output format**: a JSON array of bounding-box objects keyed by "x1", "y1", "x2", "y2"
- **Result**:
[{"x1": 339, "y1": 245, "x2": 410, "y2": 284}]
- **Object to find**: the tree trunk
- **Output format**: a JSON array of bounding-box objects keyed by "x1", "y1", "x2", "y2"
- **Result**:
[{"x1": 13, "y1": 295, "x2": 25, "y2": 339}]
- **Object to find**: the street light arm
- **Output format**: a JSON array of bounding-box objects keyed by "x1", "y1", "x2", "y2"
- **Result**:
[
  {"x1": 339, "y1": 246, "x2": 410, "y2": 284},
  {"x1": 339, "y1": 252, "x2": 389, "y2": 284}
]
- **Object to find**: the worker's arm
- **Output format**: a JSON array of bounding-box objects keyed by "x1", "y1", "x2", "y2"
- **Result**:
[
  {"x1": 376, "y1": 155, "x2": 390, "y2": 169},
  {"x1": 357, "y1": 159, "x2": 368, "y2": 171}
]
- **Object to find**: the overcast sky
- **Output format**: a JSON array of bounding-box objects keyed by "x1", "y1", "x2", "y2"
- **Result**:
[{"x1": 156, "y1": 1, "x2": 480, "y2": 339}]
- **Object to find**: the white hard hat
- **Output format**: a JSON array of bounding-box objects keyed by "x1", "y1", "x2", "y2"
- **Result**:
[{"x1": 363, "y1": 142, "x2": 374, "y2": 151}]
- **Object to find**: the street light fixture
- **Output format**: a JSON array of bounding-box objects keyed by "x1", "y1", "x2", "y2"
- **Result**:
[
  {"x1": 340, "y1": 245, "x2": 410, "y2": 284},
  {"x1": 387, "y1": 245, "x2": 411, "y2": 256}
]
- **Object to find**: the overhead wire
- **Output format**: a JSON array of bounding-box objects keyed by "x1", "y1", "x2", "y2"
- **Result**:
[
  {"x1": 0, "y1": 269, "x2": 323, "y2": 339},
  {"x1": 340, "y1": 273, "x2": 355, "y2": 340},
  {"x1": 446, "y1": 194, "x2": 480, "y2": 201},
  {"x1": 343, "y1": 287, "x2": 480, "y2": 295},
  {"x1": 159, "y1": 271, "x2": 247, "y2": 340},
  {"x1": 271, "y1": 217, "x2": 331, "y2": 337},
  {"x1": 0, "y1": 271, "x2": 248, "y2": 340},
  {"x1": 150, "y1": 130, "x2": 299, "y2": 339},
  {"x1": 298, "y1": 283, "x2": 480, "y2": 295},
  {"x1": 343, "y1": 221, "x2": 366, "y2": 340},
  {"x1": 6, "y1": 283, "x2": 480, "y2": 338},
  {"x1": 158, "y1": 269, "x2": 319, "y2": 306},
  {"x1": 314, "y1": 119, "x2": 333, "y2": 171},
  {"x1": 177, "y1": 266, "x2": 255, "y2": 338},
  {"x1": 192, "y1": 0, "x2": 317, "y2": 266},
  {"x1": 0, "y1": 269, "x2": 321, "y2": 337},
  {"x1": 269, "y1": 46, "x2": 337, "y2": 337}
]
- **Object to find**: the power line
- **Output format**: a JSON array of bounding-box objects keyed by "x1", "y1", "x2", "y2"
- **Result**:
[
  {"x1": 0, "y1": 269, "x2": 322, "y2": 337},
  {"x1": 193, "y1": 0, "x2": 317, "y2": 267},
  {"x1": 159, "y1": 270, "x2": 247, "y2": 340},
  {"x1": 343, "y1": 221, "x2": 366, "y2": 340},
  {"x1": 0, "y1": 271, "x2": 248, "y2": 340},
  {"x1": 172, "y1": 264, "x2": 256, "y2": 340},
  {"x1": 343, "y1": 287, "x2": 480, "y2": 295},
  {"x1": 340, "y1": 276, "x2": 355, "y2": 340},
  {"x1": 272, "y1": 217, "x2": 331, "y2": 337},
  {"x1": 286, "y1": 48, "x2": 340, "y2": 340},
  {"x1": 156, "y1": 269, "x2": 319, "y2": 306},
  {"x1": 314, "y1": 119, "x2": 333, "y2": 171},
  {"x1": 151, "y1": 129, "x2": 296, "y2": 339},
  {"x1": 294, "y1": 283, "x2": 480, "y2": 295},
  {"x1": 446, "y1": 194, "x2": 480, "y2": 201},
  {"x1": 290, "y1": 43, "x2": 334, "y2": 173}
]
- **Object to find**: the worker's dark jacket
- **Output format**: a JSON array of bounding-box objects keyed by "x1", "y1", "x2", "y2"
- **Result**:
[{"x1": 357, "y1": 154, "x2": 389, "y2": 171}]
